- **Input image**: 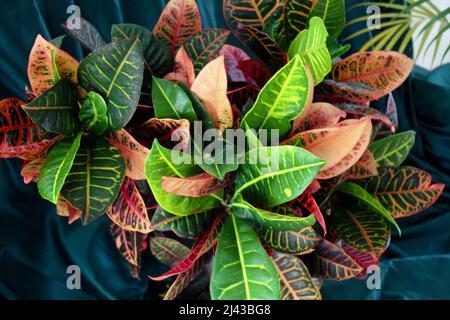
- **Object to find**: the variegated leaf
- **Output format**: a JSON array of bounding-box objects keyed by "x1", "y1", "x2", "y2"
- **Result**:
[
  {"x1": 153, "y1": 0, "x2": 202, "y2": 53},
  {"x1": 162, "y1": 173, "x2": 227, "y2": 198},
  {"x1": 110, "y1": 223, "x2": 147, "y2": 267},
  {"x1": 62, "y1": 136, "x2": 126, "y2": 224},
  {"x1": 272, "y1": 252, "x2": 321, "y2": 300},
  {"x1": 23, "y1": 80, "x2": 80, "y2": 135},
  {"x1": 234, "y1": 145, "x2": 325, "y2": 208},
  {"x1": 78, "y1": 39, "x2": 144, "y2": 130},
  {"x1": 291, "y1": 102, "x2": 346, "y2": 134},
  {"x1": 356, "y1": 166, "x2": 445, "y2": 218},
  {"x1": 191, "y1": 56, "x2": 234, "y2": 130},
  {"x1": 241, "y1": 55, "x2": 312, "y2": 138},
  {"x1": 62, "y1": 17, "x2": 106, "y2": 51},
  {"x1": 310, "y1": 238, "x2": 363, "y2": 280},
  {"x1": 332, "y1": 204, "x2": 391, "y2": 256},
  {"x1": 309, "y1": 0, "x2": 346, "y2": 40},
  {"x1": 331, "y1": 51, "x2": 414, "y2": 99},
  {"x1": 150, "y1": 206, "x2": 213, "y2": 239},
  {"x1": 315, "y1": 79, "x2": 378, "y2": 104},
  {"x1": 28, "y1": 34, "x2": 79, "y2": 96},
  {"x1": 210, "y1": 215, "x2": 280, "y2": 300},
  {"x1": 369, "y1": 131, "x2": 416, "y2": 167},
  {"x1": 150, "y1": 213, "x2": 224, "y2": 281},
  {"x1": 164, "y1": 47, "x2": 196, "y2": 88},
  {"x1": 107, "y1": 177, "x2": 151, "y2": 233},
  {"x1": 184, "y1": 29, "x2": 230, "y2": 73},
  {"x1": 138, "y1": 117, "x2": 190, "y2": 150},
  {"x1": 343, "y1": 149, "x2": 378, "y2": 179},
  {"x1": 289, "y1": 17, "x2": 331, "y2": 85},
  {"x1": 150, "y1": 236, "x2": 191, "y2": 267},
  {"x1": 0, "y1": 97, "x2": 58, "y2": 161},
  {"x1": 108, "y1": 129, "x2": 150, "y2": 180},
  {"x1": 234, "y1": 24, "x2": 287, "y2": 70},
  {"x1": 284, "y1": 117, "x2": 372, "y2": 179},
  {"x1": 56, "y1": 195, "x2": 82, "y2": 224}
]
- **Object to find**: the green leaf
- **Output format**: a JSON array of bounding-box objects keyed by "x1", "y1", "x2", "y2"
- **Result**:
[
  {"x1": 234, "y1": 145, "x2": 325, "y2": 208},
  {"x1": 151, "y1": 206, "x2": 213, "y2": 238},
  {"x1": 111, "y1": 23, "x2": 173, "y2": 77},
  {"x1": 23, "y1": 80, "x2": 79, "y2": 135},
  {"x1": 310, "y1": 0, "x2": 346, "y2": 41},
  {"x1": 241, "y1": 55, "x2": 312, "y2": 138},
  {"x1": 334, "y1": 181, "x2": 401, "y2": 234},
  {"x1": 78, "y1": 38, "x2": 144, "y2": 130},
  {"x1": 79, "y1": 92, "x2": 109, "y2": 135},
  {"x1": 231, "y1": 195, "x2": 317, "y2": 231},
  {"x1": 184, "y1": 29, "x2": 230, "y2": 73},
  {"x1": 289, "y1": 17, "x2": 332, "y2": 85},
  {"x1": 61, "y1": 136, "x2": 126, "y2": 224},
  {"x1": 150, "y1": 236, "x2": 191, "y2": 268},
  {"x1": 50, "y1": 35, "x2": 66, "y2": 48},
  {"x1": 152, "y1": 77, "x2": 197, "y2": 122},
  {"x1": 272, "y1": 252, "x2": 322, "y2": 300},
  {"x1": 369, "y1": 131, "x2": 416, "y2": 167},
  {"x1": 332, "y1": 204, "x2": 391, "y2": 256},
  {"x1": 210, "y1": 215, "x2": 280, "y2": 300},
  {"x1": 38, "y1": 132, "x2": 83, "y2": 204},
  {"x1": 328, "y1": 41, "x2": 351, "y2": 60},
  {"x1": 145, "y1": 140, "x2": 222, "y2": 216}
]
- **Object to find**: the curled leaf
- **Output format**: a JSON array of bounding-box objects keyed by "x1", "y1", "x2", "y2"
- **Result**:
[
  {"x1": 191, "y1": 56, "x2": 233, "y2": 131},
  {"x1": 291, "y1": 102, "x2": 346, "y2": 134}
]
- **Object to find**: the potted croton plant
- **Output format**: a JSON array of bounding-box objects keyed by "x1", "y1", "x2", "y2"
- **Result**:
[{"x1": 0, "y1": 0, "x2": 444, "y2": 300}]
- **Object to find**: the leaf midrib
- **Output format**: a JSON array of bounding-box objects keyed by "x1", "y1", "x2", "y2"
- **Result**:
[{"x1": 231, "y1": 214, "x2": 251, "y2": 300}]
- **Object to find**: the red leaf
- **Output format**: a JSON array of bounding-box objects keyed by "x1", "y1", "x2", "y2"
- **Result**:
[
  {"x1": 108, "y1": 129, "x2": 149, "y2": 180},
  {"x1": 219, "y1": 44, "x2": 250, "y2": 83},
  {"x1": 164, "y1": 47, "x2": 196, "y2": 88},
  {"x1": 138, "y1": 117, "x2": 190, "y2": 150},
  {"x1": 21, "y1": 153, "x2": 46, "y2": 184},
  {"x1": 161, "y1": 172, "x2": 228, "y2": 198},
  {"x1": 237, "y1": 59, "x2": 272, "y2": 88},
  {"x1": 342, "y1": 242, "x2": 380, "y2": 270},
  {"x1": 338, "y1": 103, "x2": 396, "y2": 133},
  {"x1": 227, "y1": 83, "x2": 259, "y2": 108},
  {"x1": 315, "y1": 79, "x2": 378, "y2": 105},
  {"x1": 107, "y1": 178, "x2": 151, "y2": 233},
  {"x1": 149, "y1": 213, "x2": 224, "y2": 281},
  {"x1": 57, "y1": 195, "x2": 82, "y2": 224},
  {"x1": 111, "y1": 223, "x2": 147, "y2": 267},
  {"x1": 297, "y1": 191, "x2": 326, "y2": 235},
  {"x1": 153, "y1": 0, "x2": 202, "y2": 53}
]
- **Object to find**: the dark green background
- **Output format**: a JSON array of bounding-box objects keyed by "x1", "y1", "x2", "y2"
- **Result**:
[{"x1": 0, "y1": 0, "x2": 448, "y2": 299}]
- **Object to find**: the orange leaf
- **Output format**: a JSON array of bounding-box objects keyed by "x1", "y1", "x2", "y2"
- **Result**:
[
  {"x1": 284, "y1": 117, "x2": 372, "y2": 179},
  {"x1": 291, "y1": 102, "x2": 346, "y2": 134},
  {"x1": 108, "y1": 129, "x2": 149, "y2": 180},
  {"x1": 28, "y1": 35, "x2": 79, "y2": 96},
  {"x1": 107, "y1": 178, "x2": 151, "y2": 233},
  {"x1": 164, "y1": 47, "x2": 196, "y2": 88},
  {"x1": 191, "y1": 56, "x2": 233, "y2": 131},
  {"x1": 331, "y1": 51, "x2": 414, "y2": 99},
  {"x1": 343, "y1": 150, "x2": 378, "y2": 180},
  {"x1": 317, "y1": 118, "x2": 372, "y2": 179},
  {"x1": 161, "y1": 172, "x2": 227, "y2": 198}
]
